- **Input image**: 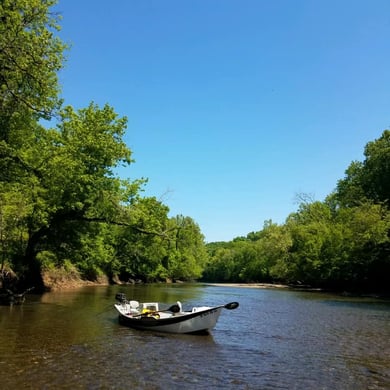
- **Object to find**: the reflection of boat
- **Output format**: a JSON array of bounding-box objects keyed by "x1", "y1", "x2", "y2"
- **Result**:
[
  {"x1": 0, "y1": 287, "x2": 33, "y2": 305},
  {"x1": 114, "y1": 293, "x2": 239, "y2": 334}
]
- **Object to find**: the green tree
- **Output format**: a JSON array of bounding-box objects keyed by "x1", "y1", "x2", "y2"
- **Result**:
[
  {"x1": 334, "y1": 130, "x2": 390, "y2": 207},
  {"x1": 203, "y1": 247, "x2": 239, "y2": 282},
  {"x1": 331, "y1": 203, "x2": 390, "y2": 289},
  {"x1": 0, "y1": 0, "x2": 68, "y2": 286},
  {"x1": 167, "y1": 215, "x2": 207, "y2": 280},
  {"x1": 114, "y1": 197, "x2": 171, "y2": 281},
  {"x1": 0, "y1": 183, "x2": 31, "y2": 270},
  {"x1": 361, "y1": 130, "x2": 390, "y2": 206},
  {"x1": 258, "y1": 221, "x2": 292, "y2": 282},
  {"x1": 0, "y1": 0, "x2": 65, "y2": 125},
  {"x1": 18, "y1": 103, "x2": 142, "y2": 288},
  {"x1": 0, "y1": 0, "x2": 210, "y2": 289},
  {"x1": 0, "y1": 0, "x2": 66, "y2": 190},
  {"x1": 283, "y1": 202, "x2": 333, "y2": 285}
]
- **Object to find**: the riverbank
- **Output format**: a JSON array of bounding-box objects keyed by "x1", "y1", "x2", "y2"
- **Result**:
[
  {"x1": 206, "y1": 282, "x2": 327, "y2": 291},
  {"x1": 40, "y1": 268, "x2": 109, "y2": 290},
  {"x1": 205, "y1": 282, "x2": 390, "y2": 299},
  {"x1": 206, "y1": 282, "x2": 291, "y2": 289}
]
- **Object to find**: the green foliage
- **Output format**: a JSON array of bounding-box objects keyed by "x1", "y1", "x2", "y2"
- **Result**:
[
  {"x1": 204, "y1": 131, "x2": 390, "y2": 292},
  {"x1": 1, "y1": 0, "x2": 389, "y2": 292},
  {"x1": 0, "y1": 0, "x2": 65, "y2": 123},
  {"x1": 112, "y1": 197, "x2": 170, "y2": 280},
  {"x1": 203, "y1": 221, "x2": 291, "y2": 283},
  {"x1": 0, "y1": 183, "x2": 31, "y2": 269},
  {"x1": 335, "y1": 130, "x2": 390, "y2": 208},
  {"x1": 36, "y1": 251, "x2": 58, "y2": 271},
  {"x1": 112, "y1": 207, "x2": 207, "y2": 282},
  {"x1": 203, "y1": 246, "x2": 241, "y2": 282},
  {"x1": 167, "y1": 215, "x2": 207, "y2": 280},
  {"x1": 330, "y1": 203, "x2": 390, "y2": 288},
  {"x1": 361, "y1": 130, "x2": 390, "y2": 206},
  {"x1": 17, "y1": 102, "x2": 140, "y2": 281},
  {"x1": 0, "y1": 1, "x2": 209, "y2": 287}
]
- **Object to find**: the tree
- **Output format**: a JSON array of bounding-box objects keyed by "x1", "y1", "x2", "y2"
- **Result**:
[
  {"x1": 0, "y1": 0, "x2": 68, "y2": 287},
  {"x1": 0, "y1": 0, "x2": 67, "y2": 192},
  {"x1": 331, "y1": 203, "x2": 390, "y2": 289},
  {"x1": 203, "y1": 247, "x2": 239, "y2": 282},
  {"x1": 167, "y1": 215, "x2": 207, "y2": 280},
  {"x1": 0, "y1": 0, "x2": 65, "y2": 126},
  {"x1": 282, "y1": 202, "x2": 334, "y2": 285},
  {"x1": 0, "y1": 183, "x2": 31, "y2": 271},
  {"x1": 0, "y1": 0, "x2": 210, "y2": 288},
  {"x1": 334, "y1": 130, "x2": 390, "y2": 208},
  {"x1": 113, "y1": 197, "x2": 171, "y2": 281},
  {"x1": 361, "y1": 130, "x2": 390, "y2": 206},
  {"x1": 16, "y1": 103, "x2": 143, "y2": 288}
]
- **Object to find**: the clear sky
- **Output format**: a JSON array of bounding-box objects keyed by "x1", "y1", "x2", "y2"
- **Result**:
[{"x1": 54, "y1": 0, "x2": 390, "y2": 242}]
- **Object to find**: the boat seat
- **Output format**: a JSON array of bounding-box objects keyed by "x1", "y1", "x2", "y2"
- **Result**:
[
  {"x1": 130, "y1": 301, "x2": 139, "y2": 310},
  {"x1": 142, "y1": 303, "x2": 159, "y2": 312}
]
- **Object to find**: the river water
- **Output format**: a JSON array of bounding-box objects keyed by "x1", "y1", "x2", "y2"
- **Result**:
[{"x1": 0, "y1": 284, "x2": 389, "y2": 389}]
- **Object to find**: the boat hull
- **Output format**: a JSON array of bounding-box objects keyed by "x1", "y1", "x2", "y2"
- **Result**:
[{"x1": 115, "y1": 305, "x2": 223, "y2": 334}]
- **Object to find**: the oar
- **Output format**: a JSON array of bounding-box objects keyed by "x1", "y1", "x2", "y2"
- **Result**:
[
  {"x1": 132, "y1": 303, "x2": 181, "y2": 318},
  {"x1": 222, "y1": 301, "x2": 239, "y2": 310}
]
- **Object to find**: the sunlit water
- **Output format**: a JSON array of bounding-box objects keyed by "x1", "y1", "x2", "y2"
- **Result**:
[{"x1": 0, "y1": 284, "x2": 389, "y2": 389}]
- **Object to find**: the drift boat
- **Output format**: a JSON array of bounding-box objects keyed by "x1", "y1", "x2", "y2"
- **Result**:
[{"x1": 114, "y1": 293, "x2": 239, "y2": 334}]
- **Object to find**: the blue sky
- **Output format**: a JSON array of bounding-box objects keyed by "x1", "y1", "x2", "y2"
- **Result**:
[{"x1": 54, "y1": 0, "x2": 390, "y2": 242}]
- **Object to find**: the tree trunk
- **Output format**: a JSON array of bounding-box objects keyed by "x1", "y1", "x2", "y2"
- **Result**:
[{"x1": 24, "y1": 228, "x2": 48, "y2": 292}]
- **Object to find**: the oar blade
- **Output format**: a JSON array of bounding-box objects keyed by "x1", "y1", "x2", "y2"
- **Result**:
[{"x1": 224, "y1": 301, "x2": 239, "y2": 310}]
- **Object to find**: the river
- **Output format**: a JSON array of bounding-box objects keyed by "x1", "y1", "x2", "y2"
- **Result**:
[{"x1": 0, "y1": 284, "x2": 389, "y2": 389}]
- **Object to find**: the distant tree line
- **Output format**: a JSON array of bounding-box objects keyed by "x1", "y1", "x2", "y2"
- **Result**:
[
  {"x1": 202, "y1": 130, "x2": 390, "y2": 293},
  {"x1": 0, "y1": 1, "x2": 388, "y2": 293}
]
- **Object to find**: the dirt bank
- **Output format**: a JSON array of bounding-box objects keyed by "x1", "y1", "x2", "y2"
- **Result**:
[{"x1": 42, "y1": 269, "x2": 109, "y2": 291}]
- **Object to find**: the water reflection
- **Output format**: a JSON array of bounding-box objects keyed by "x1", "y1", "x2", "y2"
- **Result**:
[{"x1": 0, "y1": 284, "x2": 389, "y2": 389}]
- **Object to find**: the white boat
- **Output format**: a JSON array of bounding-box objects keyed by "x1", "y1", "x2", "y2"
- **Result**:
[{"x1": 114, "y1": 293, "x2": 239, "y2": 334}]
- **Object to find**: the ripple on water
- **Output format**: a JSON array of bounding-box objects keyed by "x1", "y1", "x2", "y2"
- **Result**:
[{"x1": 1, "y1": 286, "x2": 389, "y2": 389}]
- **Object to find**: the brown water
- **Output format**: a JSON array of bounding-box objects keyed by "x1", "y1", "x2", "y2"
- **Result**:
[{"x1": 0, "y1": 284, "x2": 389, "y2": 389}]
